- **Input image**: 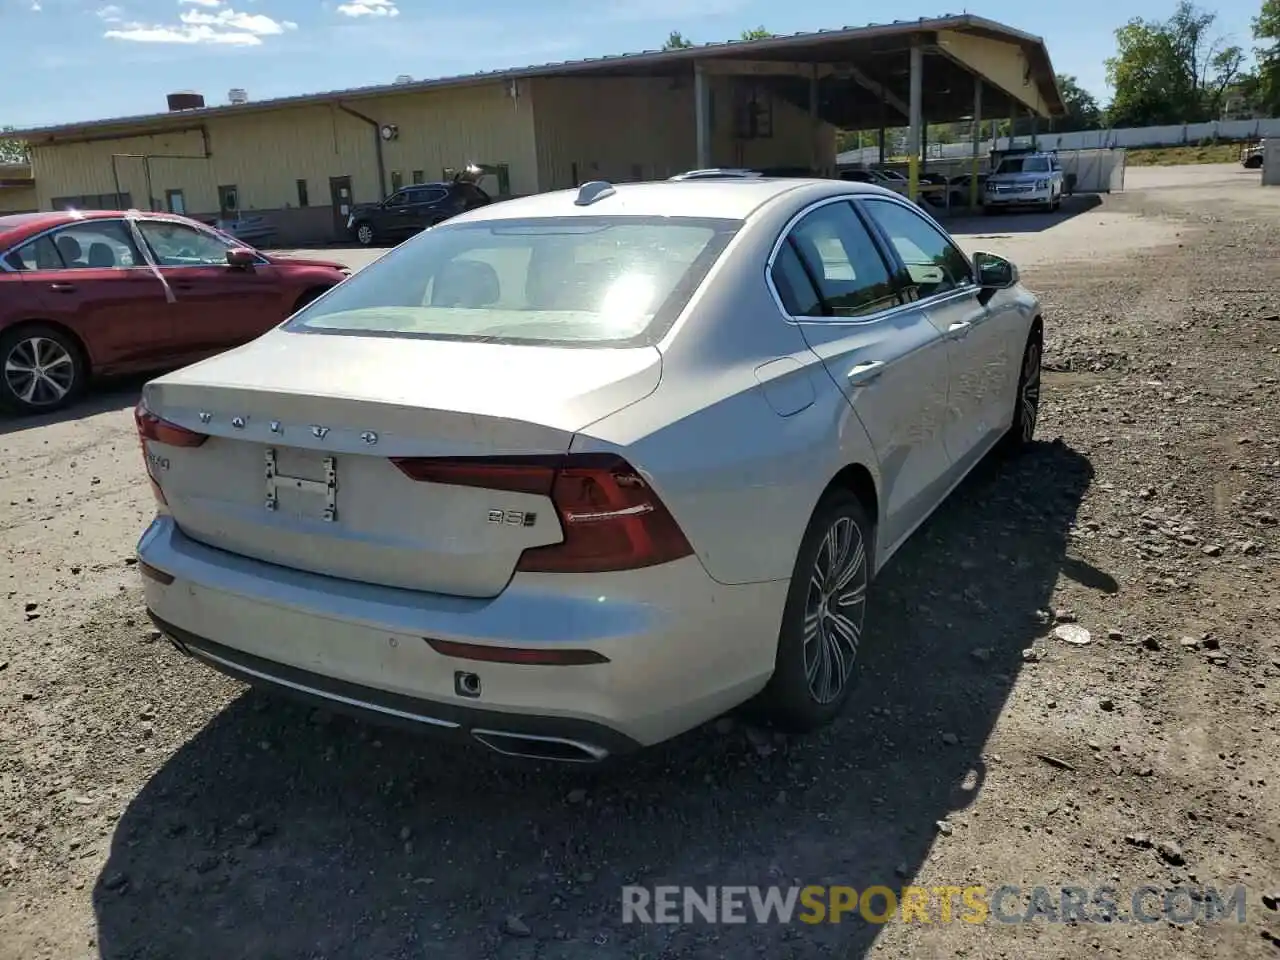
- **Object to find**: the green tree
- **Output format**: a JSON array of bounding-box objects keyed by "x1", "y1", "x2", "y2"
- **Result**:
[
  {"x1": 1054, "y1": 74, "x2": 1104, "y2": 130},
  {"x1": 663, "y1": 30, "x2": 693, "y2": 50},
  {"x1": 739, "y1": 26, "x2": 774, "y2": 40},
  {"x1": 0, "y1": 127, "x2": 29, "y2": 165},
  {"x1": 1105, "y1": 2, "x2": 1244, "y2": 126},
  {"x1": 1255, "y1": 0, "x2": 1280, "y2": 113}
]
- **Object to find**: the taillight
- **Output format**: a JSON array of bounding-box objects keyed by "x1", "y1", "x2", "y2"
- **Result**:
[
  {"x1": 134, "y1": 401, "x2": 208, "y2": 448},
  {"x1": 391, "y1": 453, "x2": 694, "y2": 573},
  {"x1": 135, "y1": 400, "x2": 207, "y2": 507}
]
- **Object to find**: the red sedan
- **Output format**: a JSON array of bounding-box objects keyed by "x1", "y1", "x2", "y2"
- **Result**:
[{"x1": 0, "y1": 210, "x2": 351, "y2": 414}]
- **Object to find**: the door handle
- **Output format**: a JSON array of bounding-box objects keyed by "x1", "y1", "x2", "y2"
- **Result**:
[
  {"x1": 847, "y1": 360, "x2": 886, "y2": 385},
  {"x1": 48, "y1": 282, "x2": 76, "y2": 293},
  {"x1": 947, "y1": 320, "x2": 972, "y2": 339}
]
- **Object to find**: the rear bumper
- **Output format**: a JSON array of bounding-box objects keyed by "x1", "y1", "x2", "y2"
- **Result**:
[
  {"x1": 153, "y1": 615, "x2": 641, "y2": 760},
  {"x1": 137, "y1": 517, "x2": 786, "y2": 757}
]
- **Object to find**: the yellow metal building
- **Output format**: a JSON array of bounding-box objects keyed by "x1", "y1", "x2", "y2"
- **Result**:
[
  {"x1": 9, "y1": 15, "x2": 1062, "y2": 245},
  {"x1": 0, "y1": 164, "x2": 37, "y2": 214}
]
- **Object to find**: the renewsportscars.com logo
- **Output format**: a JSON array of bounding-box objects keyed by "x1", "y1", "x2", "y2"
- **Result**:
[{"x1": 621, "y1": 884, "x2": 1250, "y2": 925}]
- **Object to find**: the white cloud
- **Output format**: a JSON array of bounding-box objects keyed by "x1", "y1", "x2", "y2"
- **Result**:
[
  {"x1": 104, "y1": 3, "x2": 296, "y2": 45},
  {"x1": 181, "y1": 7, "x2": 296, "y2": 34},
  {"x1": 336, "y1": 0, "x2": 398, "y2": 18},
  {"x1": 30, "y1": 0, "x2": 42, "y2": 9},
  {"x1": 105, "y1": 23, "x2": 263, "y2": 44},
  {"x1": 96, "y1": 5, "x2": 124, "y2": 22}
]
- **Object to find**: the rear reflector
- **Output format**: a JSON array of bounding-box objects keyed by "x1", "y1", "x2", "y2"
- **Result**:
[
  {"x1": 134, "y1": 401, "x2": 209, "y2": 447},
  {"x1": 426, "y1": 638, "x2": 609, "y2": 665},
  {"x1": 392, "y1": 453, "x2": 694, "y2": 573}
]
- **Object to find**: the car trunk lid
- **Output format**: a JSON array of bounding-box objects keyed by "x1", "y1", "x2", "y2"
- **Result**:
[{"x1": 141, "y1": 330, "x2": 662, "y2": 597}]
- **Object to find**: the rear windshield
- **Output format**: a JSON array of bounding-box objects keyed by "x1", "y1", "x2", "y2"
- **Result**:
[{"x1": 286, "y1": 215, "x2": 742, "y2": 348}]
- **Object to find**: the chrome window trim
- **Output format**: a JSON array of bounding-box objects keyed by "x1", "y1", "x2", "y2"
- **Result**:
[
  {"x1": 0, "y1": 216, "x2": 151, "y2": 274},
  {"x1": 764, "y1": 192, "x2": 976, "y2": 328}
]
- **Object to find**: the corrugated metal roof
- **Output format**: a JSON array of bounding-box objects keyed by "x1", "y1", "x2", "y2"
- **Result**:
[{"x1": 11, "y1": 14, "x2": 1058, "y2": 141}]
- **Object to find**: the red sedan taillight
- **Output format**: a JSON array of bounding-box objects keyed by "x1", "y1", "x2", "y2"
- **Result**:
[
  {"x1": 391, "y1": 453, "x2": 694, "y2": 573},
  {"x1": 134, "y1": 399, "x2": 207, "y2": 505}
]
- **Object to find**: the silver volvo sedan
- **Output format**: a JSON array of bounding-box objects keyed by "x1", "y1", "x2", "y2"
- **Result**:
[{"x1": 135, "y1": 176, "x2": 1043, "y2": 763}]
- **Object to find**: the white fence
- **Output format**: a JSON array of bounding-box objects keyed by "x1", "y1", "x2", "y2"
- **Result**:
[{"x1": 837, "y1": 117, "x2": 1280, "y2": 167}]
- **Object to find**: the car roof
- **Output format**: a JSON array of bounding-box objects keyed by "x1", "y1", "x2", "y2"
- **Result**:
[{"x1": 444, "y1": 178, "x2": 899, "y2": 224}]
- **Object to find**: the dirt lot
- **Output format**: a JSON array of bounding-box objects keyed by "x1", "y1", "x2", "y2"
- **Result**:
[{"x1": 2, "y1": 166, "x2": 1278, "y2": 960}]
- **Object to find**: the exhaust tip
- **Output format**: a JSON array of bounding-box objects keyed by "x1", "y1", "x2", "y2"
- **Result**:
[{"x1": 471, "y1": 729, "x2": 609, "y2": 763}]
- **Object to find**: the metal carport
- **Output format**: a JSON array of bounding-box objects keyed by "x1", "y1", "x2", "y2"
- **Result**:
[{"x1": 530, "y1": 15, "x2": 1064, "y2": 203}]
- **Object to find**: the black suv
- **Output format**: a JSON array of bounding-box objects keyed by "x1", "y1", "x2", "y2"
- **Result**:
[{"x1": 346, "y1": 181, "x2": 490, "y2": 246}]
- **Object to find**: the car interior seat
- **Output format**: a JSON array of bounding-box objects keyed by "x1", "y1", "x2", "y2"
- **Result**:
[
  {"x1": 55, "y1": 235, "x2": 84, "y2": 267},
  {"x1": 87, "y1": 242, "x2": 116, "y2": 268}
]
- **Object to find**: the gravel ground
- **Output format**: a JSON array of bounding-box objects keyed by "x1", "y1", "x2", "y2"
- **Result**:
[{"x1": 1, "y1": 165, "x2": 1278, "y2": 960}]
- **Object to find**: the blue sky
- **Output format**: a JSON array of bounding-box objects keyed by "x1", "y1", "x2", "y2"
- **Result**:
[{"x1": 0, "y1": 0, "x2": 1263, "y2": 129}]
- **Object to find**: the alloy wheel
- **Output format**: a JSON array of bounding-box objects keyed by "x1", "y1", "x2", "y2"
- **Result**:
[
  {"x1": 356, "y1": 224, "x2": 374, "y2": 245},
  {"x1": 4, "y1": 336, "x2": 76, "y2": 408},
  {"x1": 802, "y1": 515, "x2": 869, "y2": 704},
  {"x1": 1019, "y1": 340, "x2": 1041, "y2": 442}
]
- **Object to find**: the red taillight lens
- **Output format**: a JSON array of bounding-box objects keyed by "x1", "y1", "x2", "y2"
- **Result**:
[
  {"x1": 135, "y1": 400, "x2": 207, "y2": 507},
  {"x1": 391, "y1": 453, "x2": 695, "y2": 573},
  {"x1": 134, "y1": 401, "x2": 208, "y2": 448}
]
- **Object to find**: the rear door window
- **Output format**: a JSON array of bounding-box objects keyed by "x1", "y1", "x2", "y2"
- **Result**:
[
  {"x1": 412, "y1": 187, "x2": 449, "y2": 205},
  {"x1": 773, "y1": 200, "x2": 900, "y2": 319},
  {"x1": 12, "y1": 220, "x2": 142, "y2": 270}
]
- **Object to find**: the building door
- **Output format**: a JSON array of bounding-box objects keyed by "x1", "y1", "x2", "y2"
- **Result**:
[
  {"x1": 217, "y1": 184, "x2": 239, "y2": 220},
  {"x1": 329, "y1": 176, "x2": 353, "y2": 239},
  {"x1": 165, "y1": 190, "x2": 186, "y2": 215}
]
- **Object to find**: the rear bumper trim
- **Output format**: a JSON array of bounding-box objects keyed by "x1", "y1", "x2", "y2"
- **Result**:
[{"x1": 152, "y1": 612, "x2": 643, "y2": 759}]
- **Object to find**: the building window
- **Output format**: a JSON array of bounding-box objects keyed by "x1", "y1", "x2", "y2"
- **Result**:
[
  {"x1": 50, "y1": 193, "x2": 133, "y2": 211},
  {"x1": 411, "y1": 170, "x2": 425, "y2": 184},
  {"x1": 390, "y1": 170, "x2": 403, "y2": 192},
  {"x1": 165, "y1": 189, "x2": 186, "y2": 215},
  {"x1": 296, "y1": 179, "x2": 309, "y2": 207}
]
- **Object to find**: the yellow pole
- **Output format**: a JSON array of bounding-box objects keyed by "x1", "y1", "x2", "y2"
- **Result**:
[
  {"x1": 970, "y1": 78, "x2": 982, "y2": 210},
  {"x1": 908, "y1": 41, "x2": 922, "y2": 203}
]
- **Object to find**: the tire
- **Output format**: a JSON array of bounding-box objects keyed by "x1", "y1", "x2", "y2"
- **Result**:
[
  {"x1": 1244, "y1": 156, "x2": 1262, "y2": 169},
  {"x1": 999, "y1": 328, "x2": 1043, "y2": 455},
  {"x1": 354, "y1": 222, "x2": 376, "y2": 246},
  {"x1": 756, "y1": 490, "x2": 874, "y2": 732},
  {"x1": 0, "y1": 324, "x2": 87, "y2": 416}
]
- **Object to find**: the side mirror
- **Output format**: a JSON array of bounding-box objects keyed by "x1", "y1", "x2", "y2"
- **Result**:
[
  {"x1": 973, "y1": 251, "x2": 1017, "y2": 290},
  {"x1": 226, "y1": 247, "x2": 257, "y2": 268}
]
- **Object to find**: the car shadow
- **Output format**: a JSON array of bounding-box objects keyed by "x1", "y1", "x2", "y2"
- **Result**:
[
  {"x1": 92, "y1": 439, "x2": 1099, "y2": 959},
  {"x1": 937, "y1": 194, "x2": 1104, "y2": 235},
  {"x1": 0, "y1": 375, "x2": 148, "y2": 436}
]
